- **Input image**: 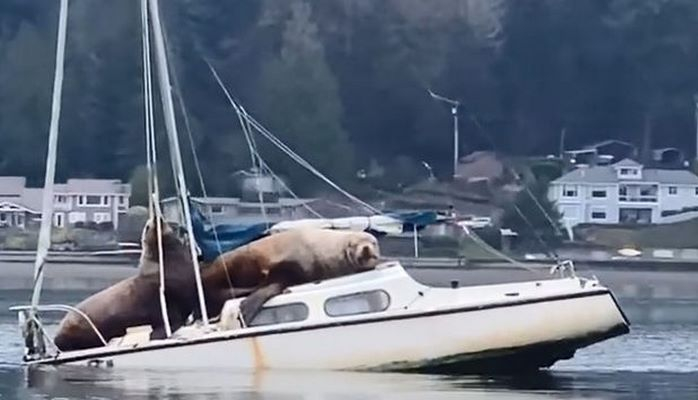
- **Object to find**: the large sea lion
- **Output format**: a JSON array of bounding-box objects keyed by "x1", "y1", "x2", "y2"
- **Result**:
[
  {"x1": 53, "y1": 215, "x2": 199, "y2": 351},
  {"x1": 200, "y1": 228, "x2": 381, "y2": 325}
]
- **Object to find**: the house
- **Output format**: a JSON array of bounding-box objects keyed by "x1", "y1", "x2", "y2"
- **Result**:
[
  {"x1": 0, "y1": 177, "x2": 131, "y2": 230},
  {"x1": 161, "y1": 196, "x2": 317, "y2": 227},
  {"x1": 548, "y1": 159, "x2": 698, "y2": 227},
  {"x1": 162, "y1": 172, "x2": 322, "y2": 227},
  {"x1": 651, "y1": 147, "x2": 685, "y2": 168},
  {"x1": 563, "y1": 139, "x2": 638, "y2": 166}
]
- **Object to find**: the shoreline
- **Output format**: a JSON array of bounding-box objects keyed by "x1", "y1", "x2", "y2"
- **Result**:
[
  {"x1": 2, "y1": 256, "x2": 698, "y2": 301},
  {"x1": 1, "y1": 250, "x2": 697, "y2": 270}
]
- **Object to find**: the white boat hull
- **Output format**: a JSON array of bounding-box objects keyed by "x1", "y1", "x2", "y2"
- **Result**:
[{"x1": 33, "y1": 268, "x2": 628, "y2": 372}]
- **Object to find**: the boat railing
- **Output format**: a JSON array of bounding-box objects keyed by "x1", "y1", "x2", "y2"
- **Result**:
[
  {"x1": 550, "y1": 259, "x2": 577, "y2": 278},
  {"x1": 9, "y1": 304, "x2": 109, "y2": 354}
]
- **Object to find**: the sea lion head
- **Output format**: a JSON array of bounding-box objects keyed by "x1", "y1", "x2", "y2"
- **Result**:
[
  {"x1": 346, "y1": 231, "x2": 380, "y2": 272},
  {"x1": 138, "y1": 214, "x2": 194, "y2": 279}
]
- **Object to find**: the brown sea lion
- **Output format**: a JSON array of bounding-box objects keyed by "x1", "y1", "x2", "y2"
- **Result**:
[
  {"x1": 53, "y1": 215, "x2": 199, "y2": 351},
  {"x1": 199, "y1": 228, "x2": 381, "y2": 325}
]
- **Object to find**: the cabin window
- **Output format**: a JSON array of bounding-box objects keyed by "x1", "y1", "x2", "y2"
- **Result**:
[
  {"x1": 248, "y1": 302, "x2": 309, "y2": 327},
  {"x1": 668, "y1": 186, "x2": 678, "y2": 195},
  {"x1": 324, "y1": 290, "x2": 390, "y2": 317}
]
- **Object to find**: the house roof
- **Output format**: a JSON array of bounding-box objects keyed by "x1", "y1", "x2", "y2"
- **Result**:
[
  {"x1": 612, "y1": 158, "x2": 642, "y2": 168},
  {"x1": 583, "y1": 139, "x2": 635, "y2": 150},
  {"x1": 0, "y1": 177, "x2": 27, "y2": 196},
  {"x1": 57, "y1": 179, "x2": 131, "y2": 194},
  {"x1": 0, "y1": 200, "x2": 37, "y2": 213},
  {"x1": 553, "y1": 159, "x2": 698, "y2": 185}
]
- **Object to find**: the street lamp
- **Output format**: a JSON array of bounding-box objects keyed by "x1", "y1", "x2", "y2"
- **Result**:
[{"x1": 428, "y1": 89, "x2": 460, "y2": 179}]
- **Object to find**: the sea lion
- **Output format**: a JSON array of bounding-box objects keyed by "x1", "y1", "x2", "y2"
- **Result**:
[
  {"x1": 53, "y1": 215, "x2": 199, "y2": 351},
  {"x1": 200, "y1": 228, "x2": 381, "y2": 325}
]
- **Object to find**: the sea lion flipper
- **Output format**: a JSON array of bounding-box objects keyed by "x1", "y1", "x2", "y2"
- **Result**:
[{"x1": 239, "y1": 282, "x2": 286, "y2": 326}]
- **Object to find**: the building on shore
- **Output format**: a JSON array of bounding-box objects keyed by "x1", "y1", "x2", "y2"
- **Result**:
[
  {"x1": 0, "y1": 176, "x2": 131, "y2": 230},
  {"x1": 161, "y1": 173, "x2": 317, "y2": 226},
  {"x1": 548, "y1": 159, "x2": 698, "y2": 227},
  {"x1": 161, "y1": 196, "x2": 317, "y2": 227}
]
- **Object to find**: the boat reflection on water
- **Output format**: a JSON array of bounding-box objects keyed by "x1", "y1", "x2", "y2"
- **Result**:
[{"x1": 24, "y1": 365, "x2": 571, "y2": 400}]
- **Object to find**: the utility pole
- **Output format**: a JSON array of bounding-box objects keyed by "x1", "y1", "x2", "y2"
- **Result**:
[
  {"x1": 428, "y1": 89, "x2": 461, "y2": 179},
  {"x1": 694, "y1": 94, "x2": 698, "y2": 163},
  {"x1": 559, "y1": 127, "x2": 566, "y2": 159}
]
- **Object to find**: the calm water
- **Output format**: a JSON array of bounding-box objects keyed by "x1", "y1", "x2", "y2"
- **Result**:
[{"x1": 0, "y1": 290, "x2": 696, "y2": 400}]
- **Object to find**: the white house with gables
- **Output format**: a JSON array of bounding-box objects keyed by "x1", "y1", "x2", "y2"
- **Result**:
[
  {"x1": 548, "y1": 159, "x2": 698, "y2": 227},
  {"x1": 0, "y1": 177, "x2": 131, "y2": 230}
]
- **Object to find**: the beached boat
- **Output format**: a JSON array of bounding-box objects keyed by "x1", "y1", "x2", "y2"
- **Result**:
[{"x1": 14, "y1": 260, "x2": 628, "y2": 372}]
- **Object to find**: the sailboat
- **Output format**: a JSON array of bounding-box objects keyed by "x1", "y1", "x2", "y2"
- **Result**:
[{"x1": 12, "y1": 0, "x2": 629, "y2": 372}]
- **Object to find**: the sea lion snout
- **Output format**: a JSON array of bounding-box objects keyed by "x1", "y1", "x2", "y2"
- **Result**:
[{"x1": 352, "y1": 235, "x2": 380, "y2": 271}]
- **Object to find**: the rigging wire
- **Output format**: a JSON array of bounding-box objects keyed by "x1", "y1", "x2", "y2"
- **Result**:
[
  {"x1": 237, "y1": 104, "x2": 322, "y2": 219},
  {"x1": 456, "y1": 113, "x2": 570, "y2": 273},
  {"x1": 512, "y1": 203, "x2": 560, "y2": 261},
  {"x1": 159, "y1": 33, "x2": 240, "y2": 293},
  {"x1": 234, "y1": 104, "x2": 268, "y2": 224},
  {"x1": 522, "y1": 184, "x2": 564, "y2": 238},
  {"x1": 204, "y1": 59, "x2": 377, "y2": 215},
  {"x1": 460, "y1": 224, "x2": 545, "y2": 275},
  {"x1": 470, "y1": 114, "x2": 563, "y2": 239}
]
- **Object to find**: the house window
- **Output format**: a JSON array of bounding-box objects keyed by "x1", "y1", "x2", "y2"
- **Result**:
[
  {"x1": 619, "y1": 168, "x2": 638, "y2": 176},
  {"x1": 324, "y1": 290, "x2": 390, "y2": 317},
  {"x1": 619, "y1": 186, "x2": 628, "y2": 196},
  {"x1": 16, "y1": 214, "x2": 25, "y2": 228},
  {"x1": 53, "y1": 212, "x2": 65, "y2": 228},
  {"x1": 591, "y1": 211, "x2": 607, "y2": 220},
  {"x1": 591, "y1": 189, "x2": 607, "y2": 198},
  {"x1": 562, "y1": 185, "x2": 578, "y2": 197},
  {"x1": 55, "y1": 195, "x2": 67, "y2": 204},
  {"x1": 102, "y1": 196, "x2": 110, "y2": 206},
  {"x1": 248, "y1": 303, "x2": 309, "y2": 327},
  {"x1": 694, "y1": 187, "x2": 698, "y2": 196},
  {"x1": 93, "y1": 212, "x2": 111, "y2": 223},
  {"x1": 78, "y1": 195, "x2": 102, "y2": 206},
  {"x1": 69, "y1": 212, "x2": 87, "y2": 224},
  {"x1": 210, "y1": 205, "x2": 223, "y2": 214},
  {"x1": 668, "y1": 186, "x2": 678, "y2": 195},
  {"x1": 640, "y1": 186, "x2": 655, "y2": 196}
]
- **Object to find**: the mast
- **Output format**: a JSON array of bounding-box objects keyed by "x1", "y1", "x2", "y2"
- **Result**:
[
  {"x1": 29, "y1": 0, "x2": 69, "y2": 316},
  {"x1": 141, "y1": 0, "x2": 171, "y2": 337},
  {"x1": 147, "y1": 0, "x2": 209, "y2": 326}
]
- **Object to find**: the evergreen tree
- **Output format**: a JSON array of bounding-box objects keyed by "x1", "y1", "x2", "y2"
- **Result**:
[{"x1": 254, "y1": 1, "x2": 354, "y2": 193}]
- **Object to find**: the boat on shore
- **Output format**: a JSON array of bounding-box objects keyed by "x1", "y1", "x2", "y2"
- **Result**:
[{"x1": 13, "y1": 260, "x2": 628, "y2": 372}]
